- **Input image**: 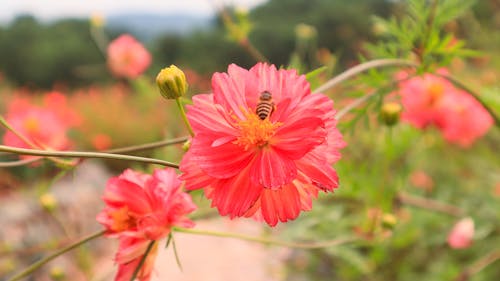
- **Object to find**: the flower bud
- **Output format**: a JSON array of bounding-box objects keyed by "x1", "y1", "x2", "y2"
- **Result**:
[
  {"x1": 381, "y1": 213, "x2": 398, "y2": 230},
  {"x1": 39, "y1": 193, "x2": 57, "y2": 212},
  {"x1": 380, "y1": 102, "x2": 402, "y2": 126},
  {"x1": 156, "y1": 65, "x2": 188, "y2": 99},
  {"x1": 182, "y1": 139, "x2": 191, "y2": 152},
  {"x1": 448, "y1": 217, "x2": 474, "y2": 249},
  {"x1": 50, "y1": 266, "x2": 65, "y2": 281}
]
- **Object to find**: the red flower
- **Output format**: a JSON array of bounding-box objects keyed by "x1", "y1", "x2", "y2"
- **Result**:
[
  {"x1": 97, "y1": 168, "x2": 196, "y2": 281},
  {"x1": 2, "y1": 95, "x2": 75, "y2": 159},
  {"x1": 107, "y1": 34, "x2": 151, "y2": 79},
  {"x1": 180, "y1": 63, "x2": 345, "y2": 226},
  {"x1": 398, "y1": 69, "x2": 493, "y2": 147}
]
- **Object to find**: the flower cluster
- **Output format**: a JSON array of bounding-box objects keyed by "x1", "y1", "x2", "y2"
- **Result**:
[
  {"x1": 180, "y1": 63, "x2": 345, "y2": 226},
  {"x1": 97, "y1": 168, "x2": 196, "y2": 281},
  {"x1": 2, "y1": 92, "x2": 79, "y2": 160},
  {"x1": 397, "y1": 69, "x2": 493, "y2": 147},
  {"x1": 107, "y1": 34, "x2": 152, "y2": 79}
]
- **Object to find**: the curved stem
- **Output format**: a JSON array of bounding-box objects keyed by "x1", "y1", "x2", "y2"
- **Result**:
[
  {"x1": 397, "y1": 192, "x2": 464, "y2": 217},
  {"x1": 174, "y1": 227, "x2": 360, "y2": 249},
  {"x1": 436, "y1": 73, "x2": 500, "y2": 126},
  {"x1": 0, "y1": 116, "x2": 39, "y2": 149},
  {"x1": 312, "y1": 59, "x2": 418, "y2": 94},
  {"x1": 455, "y1": 249, "x2": 500, "y2": 281},
  {"x1": 104, "y1": 136, "x2": 190, "y2": 154},
  {"x1": 336, "y1": 91, "x2": 378, "y2": 121},
  {"x1": 7, "y1": 230, "x2": 105, "y2": 281},
  {"x1": 175, "y1": 98, "x2": 195, "y2": 137},
  {"x1": 0, "y1": 145, "x2": 179, "y2": 168}
]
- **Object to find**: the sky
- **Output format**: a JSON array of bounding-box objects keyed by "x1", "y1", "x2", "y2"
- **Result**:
[{"x1": 0, "y1": 0, "x2": 268, "y2": 22}]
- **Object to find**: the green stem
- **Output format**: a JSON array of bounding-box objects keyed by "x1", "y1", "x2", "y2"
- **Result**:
[
  {"x1": 336, "y1": 91, "x2": 378, "y2": 121},
  {"x1": 7, "y1": 230, "x2": 105, "y2": 281},
  {"x1": 0, "y1": 145, "x2": 179, "y2": 168},
  {"x1": 240, "y1": 39, "x2": 270, "y2": 63},
  {"x1": 174, "y1": 227, "x2": 360, "y2": 249},
  {"x1": 436, "y1": 73, "x2": 500, "y2": 127},
  {"x1": 104, "y1": 136, "x2": 190, "y2": 154},
  {"x1": 130, "y1": 240, "x2": 156, "y2": 281},
  {"x1": 397, "y1": 192, "x2": 464, "y2": 217},
  {"x1": 312, "y1": 59, "x2": 418, "y2": 94},
  {"x1": 175, "y1": 98, "x2": 195, "y2": 137}
]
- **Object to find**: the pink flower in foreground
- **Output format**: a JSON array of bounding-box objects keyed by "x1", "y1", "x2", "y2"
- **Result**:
[
  {"x1": 2, "y1": 95, "x2": 75, "y2": 159},
  {"x1": 97, "y1": 168, "x2": 196, "y2": 281},
  {"x1": 107, "y1": 34, "x2": 151, "y2": 79},
  {"x1": 180, "y1": 63, "x2": 346, "y2": 226},
  {"x1": 447, "y1": 217, "x2": 474, "y2": 249},
  {"x1": 397, "y1": 69, "x2": 493, "y2": 147}
]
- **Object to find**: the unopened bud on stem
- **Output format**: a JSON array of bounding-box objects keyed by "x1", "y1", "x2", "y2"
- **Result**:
[
  {"x1": 380, "y1": 102, "x2": 402, "y2": 126},
  {"x1": 156, "y1": 65, "x2": 188, "y2": 99}
]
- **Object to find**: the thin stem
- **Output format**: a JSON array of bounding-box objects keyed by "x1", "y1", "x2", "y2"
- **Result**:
[
  {"x1": 436, "y1": 73, "x2": 500, "y2": 126},
  {"x1": 0, "y1": 116, "x2": 78, "y2": 167},
  {"x1": 312, "y1": 59, "x2": 418, "y2": 94},
  {"x1": 336, "y1": 91, "x2": 378, "y2": 121},
  {"x1": 0, "y1": 116, "x2": 39, "y2": 149},
  {"x1": 130, "y1": 240, "x2": 156, "y2": 281},
  {"x1": 240, "y1": 39, "x2": 270, "y2": 63},
  {"x1": 0, "y1": 158, "x2": 41, "y2": 167},
  {"x1": 0, "y1": 145, "x2": 179, "y2": 168},
  {"x1": 397, "y1": 192, "x2": 464, "y2": 217},
  {"x1": 175, "y1": 98, "x2": 195, "y2": 137},
  {"x1": 7, "y1": 230, "x2": 105, "y2": 281},
  {"x1": 104, "y1": 136, "x2": 190, "y2": 154},
  {"x1": 455, "y1": 250, "x2": 500, "y2": 281},
  {"x1": 174, "y1": 227, "x2": 360, "y2": 249}
]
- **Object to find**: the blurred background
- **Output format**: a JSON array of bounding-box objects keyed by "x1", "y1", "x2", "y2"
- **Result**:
[{"x1": 0, "y1": 0, "x2": 499, "y2": 280}]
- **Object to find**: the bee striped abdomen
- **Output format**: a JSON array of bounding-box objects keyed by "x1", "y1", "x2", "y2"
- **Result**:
[{"x1": 256, "y1": 91, "x2": 275, "y2": 120}]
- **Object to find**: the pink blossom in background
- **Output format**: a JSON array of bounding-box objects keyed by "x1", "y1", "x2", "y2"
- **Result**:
[
  {"x1": 107, "y1": 34, "x2": 152, "y2": 79},
  {"x1": 447, "y1": 217, "x2": 474, "y2": 249},
  {"x1": 97, "y1": 168, "x2": 196, "y2": 281},
  {"x1": 2, "y1": 94, "x2": 76, "y2": 159},
  {"x1": 180, "y1": 63, "x2": 345, "y2": 226},
  {"x1": 43, "y1": 91, "x2": 82, "y2": 126},
  {"x1": 91, "y1": 133, "x2": 112, "y2": 151},
  {"x1": 397, "y1": 69, "x2": 493, "y2": 147}
]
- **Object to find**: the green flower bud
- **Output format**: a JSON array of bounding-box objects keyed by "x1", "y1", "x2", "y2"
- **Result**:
[
  {"x1": 380, "y1": 102, "x2": 402, "y2": 126},
  {"x1": 50, "y1": 266, "x2": 65, "y2": 281},
  {"x1": 156, "y1": 65, "x2": 188, "y2": 99},
  {"x1": 381, "y1": 213, "x2": 398, "y2": 230},
  {"x1": 182, "y1": 139, "x2": 191, "y2": 152}
]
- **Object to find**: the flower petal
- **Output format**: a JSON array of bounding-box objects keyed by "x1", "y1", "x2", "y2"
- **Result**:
[
  {"x1": 190, "y1": 133, "x2": 255, "y2": 179},
  {"x1": 249, "y1": 148, "x2": 297, "y2": 188},
  {"x1": 212, "y1": 65, "x2": 249, "y2": 120},
  {"x1": 296, "y1": 156, "x2": 339, "y2": 192},
  {"x1": 188, "y1": 94, "x2": 238, "y2": 135},
  {"x1": 179, "y1": 150, "x2": 215, "y2": 190},
  {"x1": 210, "y1": 170, "x2": 262, "y2": 217},
  {"x1": 260, "y1": 184, "x2": 302, "y2": 226}
]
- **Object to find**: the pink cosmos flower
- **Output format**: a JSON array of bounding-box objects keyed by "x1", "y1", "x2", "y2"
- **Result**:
[
  {"x1": 2, "y1": 95, "x2": 75, "y2": 160},
  {"x1": 447, "y1": 217, "x2": 474, "y2": 249},
  {"x1": 107, "y1": 34, "x2": 152, "y2": 79},
  {"x1": 180, "y1": 63, "x2": 345, "y2": 226},
  {"x1": 97, "y1": 168, "x2": 196, "y2": 281},
  {"x1": 397, "y1": 70, "x2": 493, "y2": 147}
]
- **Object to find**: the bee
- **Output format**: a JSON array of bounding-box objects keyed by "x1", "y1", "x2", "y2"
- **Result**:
[{"x1": 256, "y1": 91, "x2": 275, "y2": 120}]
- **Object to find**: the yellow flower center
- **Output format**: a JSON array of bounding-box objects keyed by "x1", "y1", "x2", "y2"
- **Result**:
[
  {"x1": 427, "y1": 82, "x2": 444, "y2": 104},
  {"x1": 23, "y1": 117, "x2": 40, "y2": 134},
  {"x1": 233, "y1": 111, "x2": 282, "y2": 150},
  {"x1": 109, "y1": 206, "x2": 137, "y2": 232}
]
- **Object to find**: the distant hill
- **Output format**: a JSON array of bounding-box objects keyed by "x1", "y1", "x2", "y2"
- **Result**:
[{"x1": 106, "y1": 13, "x2": 213, "y2": 42}]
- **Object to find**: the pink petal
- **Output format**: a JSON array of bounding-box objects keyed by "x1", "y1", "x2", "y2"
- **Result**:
[
  {"x1": 273, "y1": 115, "x2": 326, "y2": 159},
  {"x1": 296, "y1": 156, "x2": 339, "y2": 192},
  {"x1": 179, "y1": 151, "x2": 215, "y2": 190},
  {"x1": 190, "y1": 133, "x2": 255, "y2": 179},
  {"x1": 103, "y1": 178, "x2": 152, "y2": 214},
  {"x1": 188, "y1": 94, "x2": 238, "y2": 135},
  {"x1": 210, "y1": 170, "x2": 262, "y2": 217},
  {"x1": 260, "y1": 184, "x2": 302, "y2": 226},
  {"x1": 212, "y1": 66, "x2": 249, "y2": 120},
  {"x1": 249, "y1": 148, "x2": 297, "y2": 189}
]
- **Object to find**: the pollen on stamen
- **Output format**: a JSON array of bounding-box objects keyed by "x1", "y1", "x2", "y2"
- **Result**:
[{"x1": 233, "y1": 111, "x2": 282, "y2": 150}]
